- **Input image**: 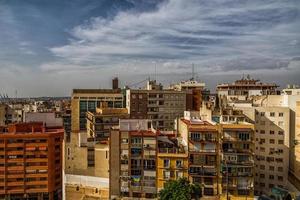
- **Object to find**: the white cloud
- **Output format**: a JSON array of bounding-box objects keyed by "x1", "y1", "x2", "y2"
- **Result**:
[{"x1": 46, "y1": 0, "x2": 300, "y2": 74}]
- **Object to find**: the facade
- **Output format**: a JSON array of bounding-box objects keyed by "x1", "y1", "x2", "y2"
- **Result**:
[
  {"x1": 237, "y1": 106, "x2": 290, "y2": 195},
  {"x1": 24, "y1": 112, "x2": 63, "y2": 127},
  {"x1": 110, "y1": 119, "x2": 157, "y2": 199},
  {"x1": 0, "y1": 122, "x2": 64, "y2": 200},
  {"x1": 220, "y1": 122, "x2": 255, "y2": 198},
  {"x1": 0, "y1": 104, "x2": 5, "y2": 126},
  {"x1": 170, "y1": 80, "x2": 206, "y2": 111},
  {"x1": 71, "y1": 89, "x2": 124, "y2": 132},
  {"x1": 86, "y1": 103, "x2": 129, "y2": 141},
  {"x1": 65, "y1": 88, "x2": 123, "y2": 176},
  {"x1": 178, "y1": 112, "x2": 221, "y2": 197},
  {"x1": 217, "y1": 76, "x2": 279, "y2": 107},
  {"x1": 126, "y1": 80, "x2": 186, "y2": 131},
  {"x1": 156, "y1": 133, "x2": 188, "y2": 191}
]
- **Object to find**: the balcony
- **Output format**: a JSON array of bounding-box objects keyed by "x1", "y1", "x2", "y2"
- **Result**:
[
  {"x1": 131, "y1": 186, "x2": 142, "y2": 192},
  {"x1": 158, "y1": 148, "x2": 185, "y2": 154},
  {"x1": 143, "y1": 166, "x2": 156, "y2": 171},
  {"x1": 189, "y1": 138, "x2": 217, "y2": 143},
  {"x1": 143, "y1": 186, "x2": 157, "y2": 193},
  {"x1": 189, "y1": 149, "x2": 216, "y2": 154}
]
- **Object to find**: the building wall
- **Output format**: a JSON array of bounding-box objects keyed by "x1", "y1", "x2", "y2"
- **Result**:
[
  {"x1": 94, "y1": 144, "x2": 109, "y2": 178},
  {"x1": 109, "y1": 129, "x2": 121, "y2": 198},
  {"x1": 0, "y1": 123, "x2": 64, "y2": 199},
  {"x1": 0, "y1": 104, "x2": 5, "y2": 126},
  {"x1": 238, "y1": 106, "x2": 290, "y2": 194},
  {"x1": 156, "y1": 153, "x2": 188, "y2": 190}
]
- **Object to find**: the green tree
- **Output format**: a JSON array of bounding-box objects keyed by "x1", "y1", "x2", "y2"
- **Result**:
[{"x1": 159, "y1": 178, "x2": 202, "y2": 200}]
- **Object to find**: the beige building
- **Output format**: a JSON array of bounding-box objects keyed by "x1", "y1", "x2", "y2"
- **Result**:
[
  {"x1": 86, "y1": 103, "x2": 129, "y2": 141},
  {"x1": 64, "y1": 88, "x2": 124, "y2": 199},
  {"x1": 219, "y1": 108, "x2": 255, "y2": 199},
  {"x1": 237, "y1": 106, "x2": 290, "y2": 195},
  {"x1": 110, "y1": 119, "x2": 157, "y2": 199},
  {"x1": 0, "y1": 104, "x2": 6, "y2": 126},
  {"x1": 126, "y1": 80, "x2": 186, "y2": 130}
]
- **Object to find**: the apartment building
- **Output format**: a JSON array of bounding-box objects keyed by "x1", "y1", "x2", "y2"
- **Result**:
[
  {"x1": 157, "y1": 133, "x2": 188, "y2": 191},
  {"x1": 219, "y1": 109, "x2": 255, "y2": 199},
  {"x1": 65, "y1": 88, "x2": 123, "y2": 175},
  {"x1": 0, "y1": 122, "x2": 64, "y2": 200},
  {"x1": 178, "y1": 111, "x2": 221, "y2": 197},
  {"x1": 126, "y1": 80, "x2": 186, "y2": 130},
  {"x1": 110, "y1": 119, "x2": 157, "y2": 199},
  {"x1": 217, "y1": 76, "x2": 279, "y2": 107},
  {"x1": 71, "y1": 88, "x2": 124, "y2": 132},
  {"x1": 86, "y1": 102, "x2": 129, "y2": 141},
  {"x1": 170, "y1": 79, "x2": 206, "y2": 111},
  {"x1": 237, "y1": 106, "x2": 290, "y2": 195}
]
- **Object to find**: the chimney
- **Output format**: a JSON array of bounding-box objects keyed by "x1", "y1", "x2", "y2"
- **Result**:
[{"x1": 112, "y1": 77, "x2": 119, "y2": 89}]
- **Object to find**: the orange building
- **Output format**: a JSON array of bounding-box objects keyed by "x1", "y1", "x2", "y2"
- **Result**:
[{"x1": 0, "y1": 122, "x2": 64, "y2": 200}]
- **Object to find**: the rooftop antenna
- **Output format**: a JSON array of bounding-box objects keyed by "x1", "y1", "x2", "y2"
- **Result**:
[
  {"x1": 192, "y1": 63, "x2": 195, "y2": 80},
  {"x1": 155, "y1": 62, "x2": 157, "y2": 81}
]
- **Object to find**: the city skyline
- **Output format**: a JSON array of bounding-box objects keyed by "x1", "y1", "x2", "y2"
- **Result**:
[{"x1": 0, "y1": 0, "x2": 300, "y2": 96}]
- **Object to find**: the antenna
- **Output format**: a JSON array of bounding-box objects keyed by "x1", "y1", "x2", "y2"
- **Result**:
[
  {"x1": 155, "y1": 62, "x2": 157, "y2": 81},
  {"x1": 192, "y1": 63, "x2": 195, "y2": 80}
]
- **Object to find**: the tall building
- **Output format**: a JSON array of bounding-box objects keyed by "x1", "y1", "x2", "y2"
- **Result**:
[
  {"x1": 178, "y1": 111, "x2": 221, "y2": 197},
  {"x1": 219, "y1": 108, "x2": 255, "y2": 198},
  {"x1": 126, "y1": 80, "x2": 186, "y2": 130},
  {"x1": 0, "y1": 122, "x2": 64, "y2": 200},
  {"x1": 237, "y1": 106, "x2": 290, "y2": 195},
  {"x1": 110, "y1": 119, "x2": 157, "y2": 199},
  {"x1": 157, "y1": 133, "x2": 188, "y2": 191}
]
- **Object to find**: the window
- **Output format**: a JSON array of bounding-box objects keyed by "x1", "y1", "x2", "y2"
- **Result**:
[
  {"x1": 260, "y1": 112, "x2": 265, "y2": 116},
  {"x1": 260, "y1": 174, "x2": 265, "y2": 178},
  {"x1": 260, "y1": 139, "x2": 265, "y2": 144},
  {"x1": 269, "y1": 184, "x2": 274, "y2": 189},
  {"x1": 163, "y1": 171, "x2": 170, "y2": 179},
  {"x1": 270, "y1": 112, "x2": 275, "y2": 117},
  {"x1": 279, "y1": 113, "x2": 284, "y2": 117},
  {"x1": 122, "y1": 138, "x2": 128, "y2": 144},
  {"x1": 164, "y1": 159, "x2": 170, "y2": 168},
  {"x1": 269, "y1": 175, "x2": 274, "y2": 180},
  {"x1": 260, "y1": 130, "x2": 265, "y2": 134},
  {"x1": 270, "y1": 130, "x2": 275, "y2": 135},
  {"x1": 260, "y1": 121, "x2": 265, "y2": 125},
  {"x1": 278, "y1": 131, "x2": 284, "y2": 135},
  {"x1": 260, "y1": 165, "x2": 265, "y2": 170},
  {"x1": 278, "y1": 140, "x2": 284, "y2": 144},
  {"x1": 260, "y1": 147, "x2": 265, "y2": 152},
  {"x1": 269, "y1": 139, "x2": 275, "y2": 144},
  {"x1": 269, "y1": 166, "x2": 274, "y2": 171},
  {"x1": 278, "y1": 167, "x2": 283, "y2": 172},
  {"x1": 176, "y1": 160, "x2": 183, "y2": 168},
  {"x1": 278, "y1": 121, "x2": 284, "y2": 127},
  {"x1": 278, "y1": 176, "x2": 283, "y2": 181},
  {"x1": 176, "y1": 171, "x2": 183, "y2": 178}
]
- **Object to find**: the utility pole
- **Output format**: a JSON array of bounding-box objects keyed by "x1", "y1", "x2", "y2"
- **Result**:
[{"x1": 226, "y1": 160, "x2": 229, "y2": 200}]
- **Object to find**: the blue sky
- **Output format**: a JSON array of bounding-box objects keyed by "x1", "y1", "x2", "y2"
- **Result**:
[{"x1": 0, "y1": 0, "x2": 300, "y2": 97}]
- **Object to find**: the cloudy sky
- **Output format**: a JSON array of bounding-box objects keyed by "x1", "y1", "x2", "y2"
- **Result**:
[{"x1": 0, "y1": 0, "x2": 300, "y2": 97}]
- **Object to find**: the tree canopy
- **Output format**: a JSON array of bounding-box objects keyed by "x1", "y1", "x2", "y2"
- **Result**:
[{"x1": 159, "y1": 178, "x2": 202, "y2": 200}]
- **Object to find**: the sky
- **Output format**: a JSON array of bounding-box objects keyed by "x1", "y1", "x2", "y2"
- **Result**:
[{"x1": 0, "y1": 0, "x2": 300, "y2": 97}]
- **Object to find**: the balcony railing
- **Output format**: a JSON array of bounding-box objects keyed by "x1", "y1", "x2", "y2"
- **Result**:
[
  {"x1": 190, "y1": 138, "x2": 217, "y2": 142},
  {"x1": 189, "y1": 149, "x2": 216, "y2": 153},
  {"x1": 158, "y1": 148, "x2": 185, "y2": 154}
]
